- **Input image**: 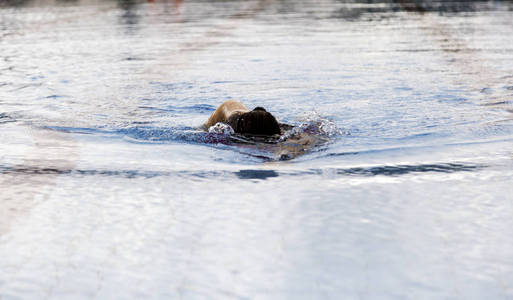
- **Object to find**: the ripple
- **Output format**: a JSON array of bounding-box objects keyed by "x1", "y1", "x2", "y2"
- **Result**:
[
  {"x1": 0, "y1": 112, "x2": 15, "y2": 124},
  {"x1": 311, "y1": 163, "x2": 481, "y2": 177},
  {"x1": 234, "y1": 169, "x2": 279, "y2": 180},
  {"x1": 44, "y1": 94, "x2": 68, "y2": 99},
  {"x1": 2, "y1": 1, "x2": 513, "y2": 298},
  {"x1": 138, "y1": 104, "x2": 216, "y2": 113},
  {"x1": 0, "y1": 162, "x2": 482, "y2": 180}
]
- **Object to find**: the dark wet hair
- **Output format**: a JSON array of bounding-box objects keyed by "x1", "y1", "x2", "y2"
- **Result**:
[{"x1": 228, "y1": 107, "x2": 280, "y2": 136}]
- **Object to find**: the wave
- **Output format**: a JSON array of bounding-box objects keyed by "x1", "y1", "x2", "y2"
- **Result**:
[{"x1": 45, "y1": 111, "x2": 347, "y2": 160}]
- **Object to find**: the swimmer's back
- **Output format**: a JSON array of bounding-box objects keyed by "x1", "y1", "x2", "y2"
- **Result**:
[{"x1": 205, "y1": 100, "x2": 249, "y2": 128}]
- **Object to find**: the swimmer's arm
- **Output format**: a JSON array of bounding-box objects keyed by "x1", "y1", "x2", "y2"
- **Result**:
[
  {"x1": 204, "y1": 100, "x2": 249, "y2": 128},
  {"x1": 205, "y1": 107, "x2": 225, "y2": 128}
]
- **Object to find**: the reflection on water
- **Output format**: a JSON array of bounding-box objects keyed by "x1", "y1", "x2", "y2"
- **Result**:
[
  {"x1": 117, "y1": 0, "x2": 140, "y2": 30},
  {"x1": 1, "y1": 0, "x2": 513, "y2": 299},
  {"x1": 334, "y1": 0, "x2": 513, "y2": 15},
  {"x1": 234, "y1": 169, "x2": 279, "y2": 179},
  {"x1": 0, "y1": 162, "x2": 481, "y2": 178},
  {"x1": 3, "y1": 0, "x2": 513, "y2": 11}
]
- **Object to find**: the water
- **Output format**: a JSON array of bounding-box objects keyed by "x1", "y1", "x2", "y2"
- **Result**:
[{"x1": 1, "y1": 0, "x2": 513, "y2": 298}]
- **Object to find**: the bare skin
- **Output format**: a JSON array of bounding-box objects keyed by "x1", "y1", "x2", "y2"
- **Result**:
[
  {"x1": 205, "y1": 100, "x2": 250, "y2": 128},
  {"x1": 204, "y1": 100, "x2": 329, "y2": 160}
]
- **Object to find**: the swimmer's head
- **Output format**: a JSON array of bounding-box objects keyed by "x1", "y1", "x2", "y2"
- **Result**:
[{"x1": 228, "y1": 107, "x2": 280, "y2": 136}]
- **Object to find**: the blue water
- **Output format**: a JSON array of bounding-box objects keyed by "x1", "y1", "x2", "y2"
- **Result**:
[{"x1": 1, "y1": 0, "x2": 513, "y2": 299}]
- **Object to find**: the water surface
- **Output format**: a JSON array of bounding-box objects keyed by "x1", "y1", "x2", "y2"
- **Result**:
[{"x1": 1, "y1": 0, "x2": 513, "y2": 299}]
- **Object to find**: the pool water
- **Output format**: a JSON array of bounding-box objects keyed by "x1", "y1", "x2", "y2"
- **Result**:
[{"x1": 1, "y1": 0, "x2": 513, "y2": 298}]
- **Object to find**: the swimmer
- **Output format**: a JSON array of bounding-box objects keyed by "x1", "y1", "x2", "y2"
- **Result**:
[
  {"x1": 204, "y1": 100, "x2": 282, "y2": 136},
  {"x1": 205, "y1": 100, "x2": 328, "y2": 160}
]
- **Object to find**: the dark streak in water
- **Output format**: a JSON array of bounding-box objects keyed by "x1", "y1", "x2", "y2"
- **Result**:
[
  {"x1": 481, "y1": 100, "x2": 512, "y2": 106},
  {"x1": 138, "y1": 104, "x2": 215, "y2": 113},
  {"x1": 316, "y1": 163, "x2": 480, "y2": 177},
  {"x1": 9, "y1": 83, "x2": 42, "y2": 92},
  {"x1": 0, "y1": 162, "x2": 482, "y2": 180},
  {"x1": 44, "y1": 94, "x2": 67, "y2": 99},
  {"x1": 0, "y1": 112, "x2": 15, "y2": 124},
  {"x1": 235, "y1": 169, "x2": 279, "y2": 180}
]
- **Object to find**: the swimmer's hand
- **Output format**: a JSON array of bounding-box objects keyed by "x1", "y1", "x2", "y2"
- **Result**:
[{"x1": 208, "y1": 122, "x2": 234, "y2": 135}]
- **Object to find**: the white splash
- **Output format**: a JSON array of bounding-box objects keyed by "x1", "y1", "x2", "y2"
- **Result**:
[
  {"x1": 279, "y1": 111, "x2": 344, "y2": 142},
  {"x1": 208, "y1": 122, "x2": 234, "y2": 135}
]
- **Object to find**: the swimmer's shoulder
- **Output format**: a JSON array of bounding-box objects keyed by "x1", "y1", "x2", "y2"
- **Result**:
[{"x1": 205, "y1": 100, "x2": 249, "y2": 128}]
